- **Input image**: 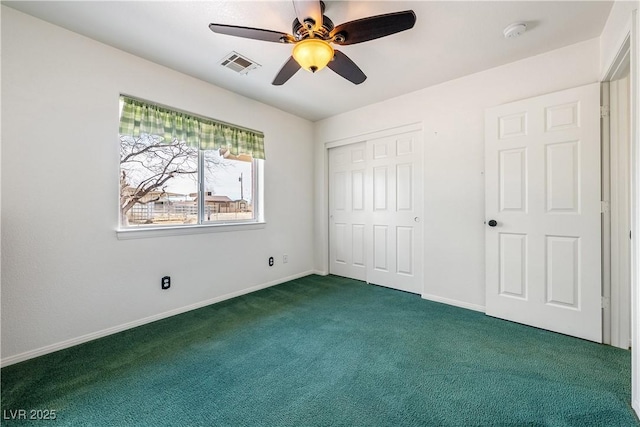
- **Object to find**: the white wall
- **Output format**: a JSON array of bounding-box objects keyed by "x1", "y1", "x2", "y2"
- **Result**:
[
  {"x1": 600, "y1": 0, "x2": 639, "y2": 78},
  {"x1": 314, "y1": 38, "x2": 601, "y2": 310},
  {"x1": 0, "y1": 7, "x2": 315, "y2": 365}
]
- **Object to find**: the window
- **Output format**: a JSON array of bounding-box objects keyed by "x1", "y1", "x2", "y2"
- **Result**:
[{"x1": 118, "y1": 96, "x2": 264, "y2": 229}]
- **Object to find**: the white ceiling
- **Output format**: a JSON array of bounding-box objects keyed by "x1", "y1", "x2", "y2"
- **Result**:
[{"x1": 3, "y1": 1, "x2": 613, "y2": 121}]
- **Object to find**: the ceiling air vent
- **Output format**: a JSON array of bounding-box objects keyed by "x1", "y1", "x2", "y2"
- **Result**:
[{"x1": 219, "y1": 51, "x2": 261, "y2": 75}]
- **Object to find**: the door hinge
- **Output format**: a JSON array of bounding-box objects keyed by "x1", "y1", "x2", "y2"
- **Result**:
[
  {"x1": 602, "y1": 296, "x2": 610, "y2": 309},
  {"x1": 601, "y1": 105, "x2": 610, "y2": 118},
  {"x1": 601, "y1": 201, "x2": 610, "y2": 213}
]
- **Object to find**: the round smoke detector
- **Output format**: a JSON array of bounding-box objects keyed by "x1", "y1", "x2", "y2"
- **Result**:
[{"x1": 503, "y1": 22, "x2": 527, "y2": 39}]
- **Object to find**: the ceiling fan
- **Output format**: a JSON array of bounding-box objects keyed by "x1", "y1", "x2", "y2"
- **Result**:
[{"x1": 209, "y1": 1, "x2": 416, "y2": 86}]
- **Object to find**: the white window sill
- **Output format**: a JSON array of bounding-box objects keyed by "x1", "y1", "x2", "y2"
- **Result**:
[{"x1": 116, "y1": 221, "x2": 266, "y2": 240}]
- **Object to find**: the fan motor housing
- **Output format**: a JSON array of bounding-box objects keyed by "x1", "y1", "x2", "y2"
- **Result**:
[{"x1": 292, "y1": 16, "x2": 334, "y2": 40}]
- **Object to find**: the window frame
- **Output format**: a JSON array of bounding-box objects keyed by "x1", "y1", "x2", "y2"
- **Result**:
[
  {"x1": 116, "y1": 156, "x2": 265, "y2": 239},
  {"x1": 116, "y1": 96, "x2": 265, "y2": 239}
]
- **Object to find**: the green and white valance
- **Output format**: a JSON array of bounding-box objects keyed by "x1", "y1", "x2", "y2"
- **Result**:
[{"x1": 118, "y1": 96, "x2": 265, "y2": 160}]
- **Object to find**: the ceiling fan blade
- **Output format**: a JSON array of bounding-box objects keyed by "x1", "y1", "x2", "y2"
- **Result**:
[
  {"x1": 272, "y1": 56, "x2": 301, "y2": 85},
  {"x1": 330, "y1": 11, "x2": 416, "y2": 45},
  {"x1": 209, "y1": 23, "x2": 294, "y2": 43},
  {"x1": 327, "y1": 50, "x2": 366, "y2": 85},
  {"x1": 292, "y1": 0, "x2": 323, "y2": 32}
]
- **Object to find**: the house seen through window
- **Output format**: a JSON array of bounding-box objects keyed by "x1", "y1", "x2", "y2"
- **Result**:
[{"x1": 118, "y1": 96, "x2": 264, "y2": 228}]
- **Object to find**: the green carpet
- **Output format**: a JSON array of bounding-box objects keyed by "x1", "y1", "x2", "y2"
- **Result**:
[{"x1": 1, "y1": 275, "x2": 638, "y2": 426}]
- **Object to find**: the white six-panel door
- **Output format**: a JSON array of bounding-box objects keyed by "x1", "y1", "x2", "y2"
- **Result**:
[
  {"x1": 329, "y1": 131, "x2": 423, "y2": 294},
  {"x1": 485, "y1": 83, "x2": 602, "y2": 342}
]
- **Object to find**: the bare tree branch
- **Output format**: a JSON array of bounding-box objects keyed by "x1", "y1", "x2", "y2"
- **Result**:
[
  {"x1": 119, "y1": 134, "x2": 230, "y2": 225},
  {"x1": 120, "y1": 135, "x2": 199, "y2": 224}
]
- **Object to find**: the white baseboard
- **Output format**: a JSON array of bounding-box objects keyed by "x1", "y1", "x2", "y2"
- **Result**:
[
  {"x1": 421, "y1": 293, "x2": 485, "y2": 313},
  {"x1": 1, "y1": 270, "x2": 316, "y2": 368}
]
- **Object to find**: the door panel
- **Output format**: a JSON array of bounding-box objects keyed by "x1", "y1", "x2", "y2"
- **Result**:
[
  {"x1": 499, "y1": 148, "x2": 527, "y2": 212},
  {"x1": 546, "y1": 141, "x2": 579, "y2": 212},
  {"x1": 545, "y1": 235, "x2": 579, "y2": 308},
  {"x1": 352, "y1": 224, "x2": 365, "y2": 267},
  {"x1": 373, "y1": 225, "x2": 388, "y2": 271},
  {"x1": 396, "y1": 226, "x2": 414, "y2": 275},
  {"x1": 485, "y1": 83, "x2": 601, "y2": 342},
  {"x1": 499, "y1": 233, "x2": 527, "y2": 298}
]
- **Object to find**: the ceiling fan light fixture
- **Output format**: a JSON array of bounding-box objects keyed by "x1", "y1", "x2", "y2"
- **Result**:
[{"x1": 292, "y1": 38, "x2": 334, "y2": 73}]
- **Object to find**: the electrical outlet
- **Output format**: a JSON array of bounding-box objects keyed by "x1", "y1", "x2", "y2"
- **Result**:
[
  {"x1": 283, "y1": 254, "x2": 288, "y2": 264},
  {"x1": 161, "y1": 276, "x2": 171, "y2": 290},
  {"x1": 268, "y1": 256, "x2": 274, "y2": 267}
]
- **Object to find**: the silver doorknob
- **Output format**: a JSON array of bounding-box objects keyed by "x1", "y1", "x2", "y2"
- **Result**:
[{"x1": 414, "y1": 217, "x2": 420, "y2": 223}]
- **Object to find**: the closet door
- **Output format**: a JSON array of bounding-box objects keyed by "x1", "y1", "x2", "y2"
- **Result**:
[
  {"x1": 329, "y1": 142, "x2": 367, "y2": 281},
  {"x1": 328, "y1": 130, "x2": 423, "y2": 295},
  {"x1": 366, "y1": 132, "x2": 423, "y2": 294}
]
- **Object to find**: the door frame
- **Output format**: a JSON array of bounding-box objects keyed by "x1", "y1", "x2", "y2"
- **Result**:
[
  {"x1": 603, "y1": 66, "x2": 632, "y2": 350},
  {"x1": 324, "y1": 123, "x2": 423, "y2": 150},
  {"x1": 602, "y1": 32, "x2": 632, "y2": 349},
  {"x1": 608, "y1": 8, "x2": 640, "y2": 417},
  {"x1": 631, "y1": 9, "x2": 640, "y2": 417},
  {"x1": 321, "y1": 122, "x2": 423, "y2": 282}
]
